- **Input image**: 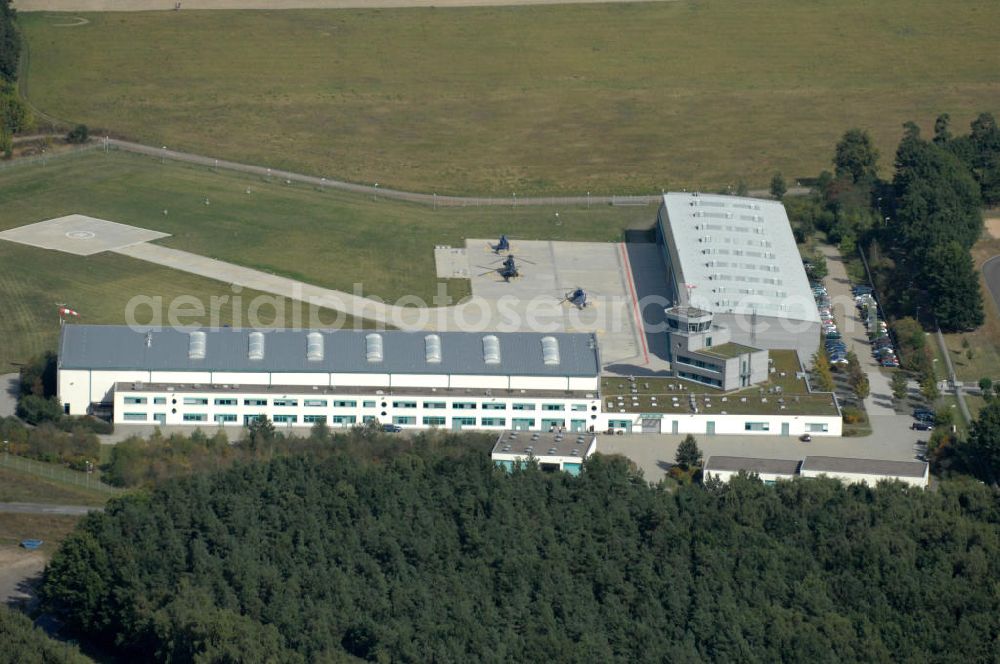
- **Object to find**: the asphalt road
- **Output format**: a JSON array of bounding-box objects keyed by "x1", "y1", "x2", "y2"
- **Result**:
[
  {"x1": 984, "y1": 255, "x2": 1000, "y2": 316},
  {"x1": 0, "y1": 502, "x2": 102, "y2": 516}
]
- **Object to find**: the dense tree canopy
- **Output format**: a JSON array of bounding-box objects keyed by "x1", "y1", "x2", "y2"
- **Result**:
[
  {"x1": 921, "y1": 240, "x2": 984, "y2": 331},
  {"x1": 0, "y1": 606, "x2": 89, "y2": 664},
  {"x1": 967, "y1": 400, "x2": 1000, "y2": 485},
  {"x1": 0, "y1": 0, "x2": 19, "y2": 84},
  {"x1": 40, "y1": 439, "x2": 1000, "y2": 663}
]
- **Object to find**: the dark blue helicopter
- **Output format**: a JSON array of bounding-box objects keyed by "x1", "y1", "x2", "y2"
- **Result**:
[
  {"x1": 477, "y1": 253, "x2": 533, "y2": 282},
  {"x1": 562, "y1": 287, "x2": 589, "y2": 309},
  {"x1": 490, "y1": 234, "x2": 511, "y2": 254}
]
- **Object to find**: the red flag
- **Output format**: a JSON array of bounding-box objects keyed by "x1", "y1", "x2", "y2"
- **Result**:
[{"x1": 59, "y1": 307, "x2": 80, "y2": 317}]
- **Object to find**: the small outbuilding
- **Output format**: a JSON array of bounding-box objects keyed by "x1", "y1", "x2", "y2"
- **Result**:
[
  {"x1": 491, "y1": 430, "x2": 597, "y2": 476},
  {"x1": 703, "y1": 456, "x2": 801, "y2": 484},
  {"x1": 800, "y1": 456, "x2": 929, "y2": 488}
]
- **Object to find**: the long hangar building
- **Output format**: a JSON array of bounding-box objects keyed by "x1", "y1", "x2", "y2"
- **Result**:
[
  {"x1": 657, "y1": 192, "x2": 820, "y2": 365},
  {"x1": 58, "y1": 326, "x2": 604, "y2": 432}
]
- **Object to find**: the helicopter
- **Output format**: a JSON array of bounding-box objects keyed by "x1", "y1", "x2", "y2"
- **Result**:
[
  {"x1": 560, "y1": 287, "x2": 589, "y2": 309},
  {"x1": 477, "y1": 254, "x2": 534, "y2": 282},
  {"x1": 488, "y1": 234, "x2": 511, "y2": 254}
]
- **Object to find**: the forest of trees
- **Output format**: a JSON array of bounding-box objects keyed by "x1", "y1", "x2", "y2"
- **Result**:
[
  {"x1": 40, "y1": 438, "x2": 1000, "y2": 663},
  {"x1": 0, "y1": 606, "x2": 89, "y2": 664}
]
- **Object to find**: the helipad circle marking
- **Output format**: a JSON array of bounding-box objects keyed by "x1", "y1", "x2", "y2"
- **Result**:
[{"x1": 66, "y1": 231, "x2": 96, "y2": 240}]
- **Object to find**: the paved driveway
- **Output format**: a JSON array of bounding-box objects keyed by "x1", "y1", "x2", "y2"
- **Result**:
[{"x1": 0, "y1": 374, "x2": 18, "y2": 418}]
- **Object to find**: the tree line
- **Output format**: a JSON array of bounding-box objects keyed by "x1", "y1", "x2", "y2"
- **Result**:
[
  {"x1": 40, "y1": 439, "x2": 1000, "y2": 663},
  {"x1": 0, "y1": 0, "x2": 28, "y2": 158},
  {"x1": 791, "y1": 114, "x2": 996, "y2": 332}
]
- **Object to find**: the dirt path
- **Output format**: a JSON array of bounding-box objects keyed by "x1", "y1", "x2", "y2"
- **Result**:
[
  {"x1": 15, "y1": 0, "x2": 672, "y2": 11},
  {"x1": 0, "y1": 548, "x2": 46, "y2": 605}
]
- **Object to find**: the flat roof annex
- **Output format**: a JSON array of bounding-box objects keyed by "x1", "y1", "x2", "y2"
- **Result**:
[
  {"x1": 704, "y1": 456, "x2": 801, "y2": 476},
  {"x1": 60, "y1": 326, "x2": 601, "y2": 377},
  {"x1": 801, "y1": 456, "x2": 928, "y2": 479},
  {"x1": 492, "y1": 431, "x2": 597, "y2": 459},
  {"x1": 659, "y1": 192, "x2": 819, "y2": 323}
]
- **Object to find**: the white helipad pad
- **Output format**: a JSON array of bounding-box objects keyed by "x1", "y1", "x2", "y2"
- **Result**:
[{"x1": 0, "y1": 215, "x2": 170, "y2": 256}]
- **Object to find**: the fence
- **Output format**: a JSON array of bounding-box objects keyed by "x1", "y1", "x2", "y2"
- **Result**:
[
  {"x1": 0, "y1": 142, "x2": 102, "y2": 174},
  {"x1": 0, "y1": 453, "x2": 124, "y2": 495}
]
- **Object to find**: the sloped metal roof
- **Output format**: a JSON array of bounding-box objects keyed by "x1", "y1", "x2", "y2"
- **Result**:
[
  {"x1": 58, "y1": 325, "x2": 601, "y2": 377},
  {"x1": 660, "y1": 192, "x2": 819, "y2": 323}
]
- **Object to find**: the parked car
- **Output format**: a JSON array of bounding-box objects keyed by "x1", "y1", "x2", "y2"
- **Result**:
[
  {"x1": 880, "y1": 358, "x2": 900, "y2": 368},
  {"x1": 826, "y1": 332, "x2": 842, "y2": 340},
  {"x1": 913, "y1": 408, "x2": 934, "y2": 419},
  {"x1": 911, "y1": 421, "x2": 933, "y2": 431},
  {"x1": 799, "y1": 434, "x2": 812, "y2": 442},
  {"x1": 830, "y1": 356, "x2": 849, "y2": 365},
  {"x1": 382, "y1": 424, "x2": 403, "y2": 433}
]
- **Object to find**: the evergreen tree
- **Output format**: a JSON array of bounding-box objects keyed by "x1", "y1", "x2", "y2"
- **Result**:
[
  {"x1": 890, "y1": 371, "x2": 909, "y2": 402},
  {"x1": 674, "y1": 434, "x2": 702, "y2": 469},
  {"x1": 922, "y1": 241, "x2": 984, "y2": 331},
  {"x1": 770, "y1": 172, "x2": 787, "y2": 200},
  {"x1": 834, "y1": 128, "x2": 879, "y2": 183},
  {"x1": 966, "y1": 400, "x2": 1000, "y2": 484}
]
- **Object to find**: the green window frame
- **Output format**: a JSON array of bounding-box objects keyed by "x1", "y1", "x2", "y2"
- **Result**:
[
  {"x1": 183, "y1": 397, "x2": 208, "y2": 406},
  {"x1": 333, "y1": 400, "x2": 356, "y2": 408},
  {"x1": 153, "y1": 397, "x2": 167, "y2": 405},
  {"x1": 214, "y1": 414, "x2": 237, "y2": 423},
  {"x1": 305, "y1": 399, "x2": 328, "y2": 407},
  {"x1": 512, "y1": 403, "x2": 535, "y2": 411},
  {"x1": 423, "y1": 416, "x2": 446, "y2": 426},
  {"x1": 363, "y1": 401, "x2": 377, "y2": 408},
  {"x1": 273, "y1": 414, "x2": 298, "y2": 424},
  {"x1": 571, "y1": 404, "x2": 588, "y2": 412},
  {"x1": 332, "y1": 415, "x2": 356, "y2": 424},
  {"x1": 744, "y1": 422, "x2": 770, "y2": 432},
  {"x1": 481, "y1": 417, "x2": 506, "y2": 427},
  {"x1": 124, "y1": 397, "x2": 147, "y2": 405},
  {"x1": 453, "y1": 402, "x2": 476, "y2": 410},
  {"x1": 392, "y1": 401, "x2": 417, "y2": 409},
  {"x1": 123, "y1": 412, "x2": 146, "y2": 421},
  {"x1": 214, "y1": 398, "x2": 237, "y2": 406},
  {"x1": 392, "y1": 416, "x2": 416, "y2": 425},
  {"x1": 273, "y1": 399, "x2": 298, "y2": 408},
  {"x1": 304, "y1": 414, "x2": 328, "y2": 423},
  {"x1": 482, "y1": 403, "x2": 506, "y2": 411},
  {"x1": 423, "y1": 401, "x2": 447, "y2": 409},
  {"x1": 453, "y1": 417, "x2": 476, "y2": 426},
  {"x1": 244, "y1": 398, "x2": 267, "y2": 406},
  {"x1": 542, "y1": 404, "x2": 565, "y2": 411},
  {"x1": 182, "y1": 413, "x2": 207, "y2": 422}
]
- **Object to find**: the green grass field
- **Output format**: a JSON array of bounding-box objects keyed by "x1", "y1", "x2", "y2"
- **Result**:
[
  {"x1": 0, "y1": 149, "x2": 650, "y2": 370},
  {"x1": 0, "y1": 466, "x2": 111, "y2": 506},
  {"x1": 19, "y1": 1, "x2": 1000, "y2": 195}
]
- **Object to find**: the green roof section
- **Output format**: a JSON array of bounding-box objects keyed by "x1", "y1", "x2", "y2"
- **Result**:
[
  {"x1": 601, "y1": 350, "x2": 840, "y2": 417},
  {"x1": 699, "y1": 342, "x2": 757, "y2": 360}
]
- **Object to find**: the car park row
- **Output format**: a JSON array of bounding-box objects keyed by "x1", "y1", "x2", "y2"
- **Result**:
[
  {"x1": 853, "y1": 285, "x2": 900, "y2": 368},
  {"x1": 812, "y1": 281, "x2": 849, "y2": 366}
]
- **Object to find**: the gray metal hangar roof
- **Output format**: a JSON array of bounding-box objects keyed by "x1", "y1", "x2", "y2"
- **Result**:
[
  {"x1": 58, "y1": 325, "x2": 601, "y2": 377},
  {"x1": 704, "y1": 456, "x2": 802, "y2": 476},
  {"x1": 659, "y1": 192, "x2": 819, "y2": 324},
  {"x1": 801, "y1": 456, "x2": 928, "y2": 479}
]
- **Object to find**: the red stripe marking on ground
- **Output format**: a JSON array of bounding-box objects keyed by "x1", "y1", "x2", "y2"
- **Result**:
[{"x1": 619, "y1": 242, "x2": 650, "y2": 365}]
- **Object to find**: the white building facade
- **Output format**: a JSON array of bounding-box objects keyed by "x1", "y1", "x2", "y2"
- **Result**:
[{"x1": 59, "y1": 326, "x2": 603, "y2": 433}]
